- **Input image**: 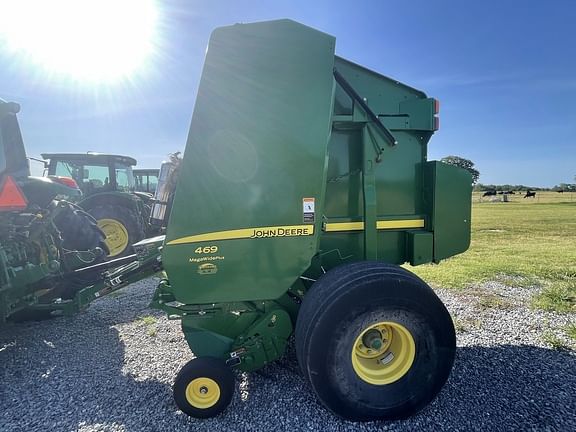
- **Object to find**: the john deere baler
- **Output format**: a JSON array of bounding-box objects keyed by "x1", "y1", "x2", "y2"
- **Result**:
[{"x1": 152, "y1": 19, "x2": 472, "y2": 421}]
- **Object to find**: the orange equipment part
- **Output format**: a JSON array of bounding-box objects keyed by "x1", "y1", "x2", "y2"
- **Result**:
[{"x1": 0, "y1": 176, "x2": 28, "y2": 211}]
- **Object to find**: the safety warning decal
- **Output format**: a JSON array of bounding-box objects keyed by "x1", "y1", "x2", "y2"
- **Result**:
[{"x1": 303, "y1": 197, "x2": 315, "y2": 223}]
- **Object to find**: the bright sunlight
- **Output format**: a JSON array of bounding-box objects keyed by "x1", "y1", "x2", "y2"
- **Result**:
[{"x1": 0, "y1": 0, "x2": 158, "y2": 82}]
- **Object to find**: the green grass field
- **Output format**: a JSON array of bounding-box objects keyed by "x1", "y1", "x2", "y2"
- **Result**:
[{"x1": 409, "y1": 191, "x2": 576, "y2": 313}]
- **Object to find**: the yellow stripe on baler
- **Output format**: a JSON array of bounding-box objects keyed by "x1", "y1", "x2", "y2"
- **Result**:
[
  {"x1": 166, "y1": 224, "x2": 315, "y2": 245},
  {"x1": 324, "y1": 219, "x2": 425, "y2": 232},
  {"x1": 167, "y1": 219, "x2": 424, "y2": 245}
]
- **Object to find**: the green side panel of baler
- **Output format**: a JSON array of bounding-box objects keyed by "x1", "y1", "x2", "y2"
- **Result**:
[
  {"x1": 407, "y1": 231, "x2": 434, "y2": 266},
  {"x1": 424, "y1": 161, "x2": 472, "y2": 262},
  {"x1": 333, "y1": 57, "x2": 427, "y2": 113},
  {"x1": 163, "y1": 20, "x2": 336, "y2": 304},
  {"x1": 319, "y1": 58, "x2": 437, "y2": 266}
]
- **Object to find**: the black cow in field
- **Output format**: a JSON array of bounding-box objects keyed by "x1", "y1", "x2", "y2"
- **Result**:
[
  {"x1": 557, "y1": 189, "x2": 564, "y2": 193},
  {"x1": 483, "y1": 190, "x2": 497, "y2": 197},
  {"x1": 524, "y1": 190, "x2": 536, "y2": 198}
]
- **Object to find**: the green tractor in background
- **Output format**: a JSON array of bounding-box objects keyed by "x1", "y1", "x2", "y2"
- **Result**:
[
  {"x1": 41, "y1": 153, "x2": 180, "y2": 258},
  {"x1": 0, "y1": 100, "x2": 109, "y2": 322},
  {"x1": 41, "y1": 153, "x2": 151, "y2": 258},
  {"x1": 134, "y1": 168, "x2": 159, "y2": 194},
  {"x1": 1, "y1": 99, "x2": 164, "y2": 324}
]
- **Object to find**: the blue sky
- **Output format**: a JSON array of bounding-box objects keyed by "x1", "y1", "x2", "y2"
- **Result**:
[{"x1": 1, "y1": 0, "x2": 574, "y2": 187}]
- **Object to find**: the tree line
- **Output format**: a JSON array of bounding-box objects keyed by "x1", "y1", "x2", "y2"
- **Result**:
[
  {"x1": 440, "y1": 155, "x2": 575, "y2": 192},
  {"x1": 473, "y1": 184, "x2": 576, "y2": 192}
]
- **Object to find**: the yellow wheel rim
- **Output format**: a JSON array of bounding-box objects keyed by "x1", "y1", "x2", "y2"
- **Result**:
[
  {"x1": 96, "y1": 218, "x2": 129, "y2": 257},
  {"x1": 185, "y1": 377, "x2": 221, "y2": 409},
  {"x1": 351, "y1": 321, "x2": 416, "y2": 385}
]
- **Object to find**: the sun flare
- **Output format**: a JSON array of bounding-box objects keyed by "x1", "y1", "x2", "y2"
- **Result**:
[{"x1": 0, "y1": 0, "x2": 158, "y2": 82}]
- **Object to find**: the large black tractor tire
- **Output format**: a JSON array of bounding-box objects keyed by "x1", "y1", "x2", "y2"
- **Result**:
[
  {"x1": 52, "y1": 204, "x2": 109, "y2": 300},
  {"x1": 173, "y1": 357, "x2": 235, "y2": 419},
  {"x1": 54, "y1": 204, "x2": 108, "y2": 253},
  {"x1": 89, "y1": 204, "x2": 146, "y2": 258},
  {"x1": 295, "y1": 261, "x2": 455, "y2": 421},
  {"x1": 11, "y1": 205, "x2": 109, "y2": 321}
]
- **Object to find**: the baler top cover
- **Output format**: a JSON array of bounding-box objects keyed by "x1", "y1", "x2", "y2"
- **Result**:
[{"x1": 164, "y1": 20, "x2": 336, "y2": 303}]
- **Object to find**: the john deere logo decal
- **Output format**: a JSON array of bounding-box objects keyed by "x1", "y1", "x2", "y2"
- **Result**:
[{"x1": 198, "y1": 263, "x2": 218, "y2": 275}]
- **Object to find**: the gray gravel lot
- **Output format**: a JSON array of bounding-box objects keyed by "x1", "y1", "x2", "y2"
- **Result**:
[{"x1": 1, "y1": 278, "x2": 574, "y2": 432}]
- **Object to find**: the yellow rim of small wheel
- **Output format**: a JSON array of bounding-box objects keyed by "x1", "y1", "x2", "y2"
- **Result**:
[
  {"x1": 96, "y1": 218, "x2": 129, "y2": 257},
  {"x1": 185, "y1": 377, "x2": 221, "y2": 409},
  {"x1": 351, "y1": 321, "x2": 416, "y2": 385}
]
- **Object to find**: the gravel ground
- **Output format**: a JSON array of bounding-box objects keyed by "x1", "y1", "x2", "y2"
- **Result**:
[{"x1": 1, "y1": 278, "x2": 574, "y2": 432}]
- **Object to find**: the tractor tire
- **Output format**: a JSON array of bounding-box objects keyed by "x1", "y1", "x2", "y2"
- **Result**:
[
  {"x1": 10, "y1": 203, "x2": 110, "y2": 319},
  {"x1": 52, "y1": 203, "x2": 109, "y2": 300},
  {"x1": 54, "y1": 204, "x2": 108, "y2": 253},
  {"x1": 173, "y1": 357, "x2": 235, "y2": 419},
  {"x1": 294, "y1": 261, "x2": 455, "y2": 421},
  {"x1": 90, "y1": 204, "x2": 145, "y2": 258}
]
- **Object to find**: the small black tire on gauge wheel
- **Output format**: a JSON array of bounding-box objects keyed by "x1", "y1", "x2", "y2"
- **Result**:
[
  {"x1": 90, "y1": 204, "x2": 145, "y2": 258},
  {"x1": 295, "y1": 261, "x2": 455, "y2": 421},
  {"x1": 173, "y1": 357, "x2": 235, "y2": 419}
]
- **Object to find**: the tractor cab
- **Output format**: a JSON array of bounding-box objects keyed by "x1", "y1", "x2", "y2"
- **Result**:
[
  {"x1": 41, "y1": 153, "x2": 137, "y2": 196},
  {"x1": 133, "y1": 168, "x2": 159, "y2": 194},
  {"x1": 41, "y1": 153, "x2": 154, "y2": 258}
]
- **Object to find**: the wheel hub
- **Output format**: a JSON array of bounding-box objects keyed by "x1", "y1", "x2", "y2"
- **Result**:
[
  {"x1": 96, "y1": 218, "x2": 129, "y2": 257},
  {"x1": 185, "y1": 377, "x2": 221, "y2": 409},
  {"x1": 351, "y1": 321, "x2": 415, "y2": 385},
  {"x1": 362, "y1": 329, "x2": 384, "y2": 351},
  {"x1": 355, "y1": 323, "x2": 392, "y2": 359}
]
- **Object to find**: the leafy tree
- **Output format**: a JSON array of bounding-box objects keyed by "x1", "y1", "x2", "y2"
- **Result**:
[
  {"x1": 555, "y1": 183, "x2": 576, "y2": 191},
  {"x1": 441, "y1": 155, "x2": 480, "y2": 184}
]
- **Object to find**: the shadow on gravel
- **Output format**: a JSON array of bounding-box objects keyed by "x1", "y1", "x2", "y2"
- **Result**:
[
  {"x1": 219, "y1": 344, "x2": 576, "y2": 432},
  {"x1": 414, "y1": 345, "x2": 576, "y2": 431},
  {"x1": 2, "y1": 311, "x2": 574, "y2": 432},
  {"x1": 0, "y1": 292, "x2": 176, "y2": 431}
]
